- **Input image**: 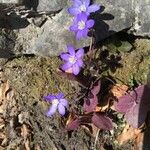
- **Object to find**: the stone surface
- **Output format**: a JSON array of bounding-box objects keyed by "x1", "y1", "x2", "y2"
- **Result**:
[
  {"x1": 0, "y1": 0, "x2": 150, "y2": 57},
  {"x1": 94, "y1": 0, "x2": 150, "y2": 37},
  {"x1": 11, "y1": 9, "x2": 91, "y2": 57},
  {"x1": 0, "y1": 0, "x2": 19, "y2": 3},
  {"x1": 37, "y1": 0, "x2": 67, "y2": 12}
]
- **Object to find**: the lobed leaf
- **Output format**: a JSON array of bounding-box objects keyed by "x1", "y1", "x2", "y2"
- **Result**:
[{"x1": 92, "y1": 112, "x2": 113, "y2": 130}]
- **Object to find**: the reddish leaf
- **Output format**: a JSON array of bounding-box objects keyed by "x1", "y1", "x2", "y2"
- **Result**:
[
  {"x1": 115, "y1": 85, "x2": 150, "y2": 128},
  {"x1": 92, "y1": 112, "x2": 113, "y2": 130},
  {"x1": 83, "y1": 81, "x2": 101, "y2": 112},
  {"x1": 114, "y1": 93, "x2": 135, "y2": 113},
  {"x1": 66, "y1": 118, "x2": 80, "y2": 131}
]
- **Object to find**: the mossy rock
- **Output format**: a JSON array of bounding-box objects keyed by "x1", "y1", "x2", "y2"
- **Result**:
[{"x1": 109, "y1": 39, "x2": 150, "y2": 86}]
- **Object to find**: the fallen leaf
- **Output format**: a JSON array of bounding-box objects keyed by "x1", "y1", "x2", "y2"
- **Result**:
[
  {"x1": 133, "y1": 112, "x2": 150, "y2": 150},
  {"x1": 133, "y1": 132, "x2": 144, "y2": 150},
  {"x1": 117, "y1": 124, "x2": 141, "y2": 145},
  {"x1": 0, "y1": 80, "x2": 10, "y2": 103},
  {"x1": 111, "y1": 84, "x2": 128, "y2": 98},
  {"x1": 21, "y1": 124, "x2": 31, "y2": 150},
  {"x1": 0, "y1": 146, "x2": 5, "y2": 150}
]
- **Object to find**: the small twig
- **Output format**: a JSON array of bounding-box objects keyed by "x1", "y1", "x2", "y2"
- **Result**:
[
  {"x1": 89, "y1": 36, "x2": 93, "y2": 53},
  {"x1": 93, "y1": 129, "x2": 100, "y2": 150}
]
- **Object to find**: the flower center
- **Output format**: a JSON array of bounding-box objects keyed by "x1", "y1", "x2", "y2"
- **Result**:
[
  {"x1": 79, "y1": 4, "x2": 86, "y2": 12},
  {"x1": 78, "y1": 21, "x2": 85, "y2": 30},
  {"x1": 52, "y1": 99, "x2": 59, "y2": 106},
  {"x1": 69, "y1": 56, "x2": 77, "y2": 64}
]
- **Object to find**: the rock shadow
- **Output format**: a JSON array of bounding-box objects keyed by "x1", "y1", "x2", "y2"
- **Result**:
[
  {"x1": 0, "y1": 14, "x2": 29, "y2": 29},
  {"x1": 98, "y1": 49, "x2": 123, "y2": 73},
  {"x1": 0, "y1": 49, "x2": 14, "y2": 58},
  {"x1": 23, "y1": 0, "x2": 39, "y2": 11},
  {"x1": 90, "y1": 6, "x2": 115, "y2": 42}
]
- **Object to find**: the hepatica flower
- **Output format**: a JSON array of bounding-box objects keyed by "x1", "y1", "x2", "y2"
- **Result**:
[
  {"x1": 68, "y1": 0, "x2": 100, "y2": 16},
  {"x1": 70, "y1": 13, "x2": 94, "y2": 40},
  {"x1": 60, "y1": 45, "x2": 84, "y2": 75},
  {"x1": 44, "y1": 93, "x2": 68, "y2": 117}
]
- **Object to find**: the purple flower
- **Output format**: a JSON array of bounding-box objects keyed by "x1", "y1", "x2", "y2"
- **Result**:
[
  {"x1": 44, "y1": 93, "x2": 68, "y2": 117},
  {"x1": 70, "y1": 13, "x2": 94, "y2": 40},
  {"x1": 68, "y1": 0, "x2": 100, "y2": 16},
  {"x1": 60, "y1": 45, "x2": 84, "y2": 75}
]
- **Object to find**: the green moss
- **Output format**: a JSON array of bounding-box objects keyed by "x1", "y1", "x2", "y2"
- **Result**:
[
  {"x1": 4, "y1": 56, "x2": 75, "y2": 104},
  {"x1": 109, "y1": 39, "x2": 150, "y2": 86}
]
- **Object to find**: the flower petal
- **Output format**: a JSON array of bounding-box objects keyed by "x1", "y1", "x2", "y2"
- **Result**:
[
  {"x1": 72, "y1": 0, "x2": 82, "y2": 7},
  {"x1": 61, "y1": 62, "x2": 72, "y2": 71},
  {"x1": 87, "y1": 4, "x2": 100, "y2": 13},
  {"x1": 58, "y1": 104, "x2": 66, "y2": 116},
  {"x1": 68, "y1": 7, "x2": 80, "y2": 15},
  {"x1": 46, "y1": 105, "x2": 57, "y2": 117},
  {"x1": 60, "y1": 53, "x2": 70, "y2": 61},
  {"x1": 67, "y1": 45, "x2": 75, "y2": 55},
  {"x1": 84, "y1": 0, "x2": 90, "y2": 7},
  {"x1": 56, "y1": 92, "x2": 64, "y2": 99},
  {"x1": 76, "y1": 30, "x2": 83, "y2": 40},
  {"x1": 72, "y1": 63, "x2": 80, "y2": 75},
  {"x1": 60, "y1": 98, "x2": 68, "y2": 107},
  {"x1": 82, "y1": 28, "x2": 88, "y2": 38},
  {"x1": 43, "y1": 94, "x2": 56, "y2": 102},
  {"x1": 86, "y1": 19, "x2": 95, "y2": 28},
  {"x1": 76, "y1": 48, "x2": 84, "y2": 58},
  {"x1": 76, "y1": 59, "x2": 83, "y2": 67},
  {"x1": 77, "y1": 13, "x2": 88, "y2": 22},
  {"x1": 69, "y1": 24, "x2": 78, "y2": 32}
]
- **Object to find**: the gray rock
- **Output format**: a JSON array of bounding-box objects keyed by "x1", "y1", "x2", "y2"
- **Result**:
[
  {"x1": 37, "y1": 0, "x2": 67, "y2": 12},
  {"x1": 0, "y1": 0, "x2": 150, "y2": 57},
  {"x1": 0, "y1": 0, "x2": 19, "y2": 3},
  {"x1": 94, "y1": 0, "x2": 150, "y2": 37},
  {"x1": 12, "y1": 8, "x2": 91, "y2": 57}
]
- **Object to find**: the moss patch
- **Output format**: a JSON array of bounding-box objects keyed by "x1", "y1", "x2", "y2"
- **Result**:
[{"x1": 109, "y1": 39, "x2": 150, "y2": 86}]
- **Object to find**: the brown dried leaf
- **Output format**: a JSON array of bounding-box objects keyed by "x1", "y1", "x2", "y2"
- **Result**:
[
  {"x1": 21, "y1": 124, "x2": 30, "y2": 139},
  {"x1": 111, "y1": 84, "x2": 128, "y2": 98},
  {"x1": 0, "y1": 80, "x2": 10, "y2": 103},
  {"x1": 0, "y1": 146, "x2": 5, "y2": 150},
  {"x1": 21, "y1": 124, "x2": 31, "y2": 150},
  {"x1": 117, "y1": 124, "x2": 141, "y2": 145},
  {"x1": 133, "y1": 113, "x2": 150, "y2": 150},
  {"x1": 95, "y1": 104, "x2": 109, "y2": 112},
  {"x1": 133, "y1": 132, "x2": 144, "y2": 150},
  {"x1": 0, "y1": 132, "x2": 5, "y2": 139},
  {"x1": 25, "y1": 139, "x2": 30, "y2": 150}
]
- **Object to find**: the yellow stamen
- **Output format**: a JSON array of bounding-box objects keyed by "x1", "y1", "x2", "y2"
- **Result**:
[
  {"x1": 52, "y1": 99, "x2": 59, "y2": 106},
  {"x1": 80, "y1": 5, "x2": 86, "y2": 12},
  {"x1": 78, "y1": 21, "x2": 85, "y2": 30},
  {"x1": 69, "y1": 56, "x2": 77, "y2": 64}
]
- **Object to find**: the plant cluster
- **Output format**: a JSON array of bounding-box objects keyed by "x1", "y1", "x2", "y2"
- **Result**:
[{"x1": 43, "y1": 0, "x2": 150, "y2": 132}]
